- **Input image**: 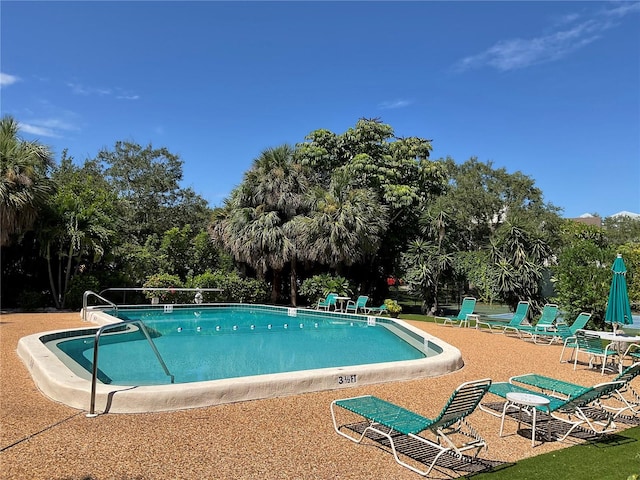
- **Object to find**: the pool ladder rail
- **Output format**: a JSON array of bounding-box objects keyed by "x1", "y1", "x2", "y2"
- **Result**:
[{"x1": 87, "y1": 319, "x2": 174, "y2": 417}]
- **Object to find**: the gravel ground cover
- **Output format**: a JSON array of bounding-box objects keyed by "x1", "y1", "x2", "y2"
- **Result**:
[{"x1": 1, "y1": 312, "x2": 634, "y2": 479}]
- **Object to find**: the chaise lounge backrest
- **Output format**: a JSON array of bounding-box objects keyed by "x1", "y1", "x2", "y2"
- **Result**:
[{"x1": 433, "y1": 378, "x2": 492, "y2": 429}]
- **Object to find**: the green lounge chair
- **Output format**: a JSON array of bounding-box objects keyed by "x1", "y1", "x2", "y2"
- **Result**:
[
  {"x1": 510, "y1": 373, "x2": 587, "y2": 399},
  {"x1": 476, "y1": 301, "x2": 530, "y2": 333},
  {"x1": 573, "y1": 331, "x2": 620, "y2": 375},
  {"x1": 510, "y1": 362, "x2": 640, "y2": 418},
  {"x1": 480, "y1": 380, "x2": 623, "y2": 441},
  {"x1": 316, "y1": 293, "x2": 338, "y2": 311},
  {"x1": 331, "y1": 378, "x2": 492, "y2": 476},
  {"x1": 345, "y1": 295, "x2": 369, "y2": 314},
  {"x1": 364, "y1": 303, "x2": 388, "y2": 316},
  {"x1": 504, "y1": 303, "x2": 559, "y2": 338},
  {"x1": 437, "y1": 297, "x2": 477, "y2": 327},
  {"x1": 530, "y1": 312, "x2": 591, "y2": 351}
]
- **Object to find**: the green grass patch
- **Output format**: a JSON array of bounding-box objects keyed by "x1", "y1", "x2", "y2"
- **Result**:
[
  {"x1": 466, "y1": 427, "x2": 640, "y2": 480},
  {"x1": 397, "y1": 312, "x2": 436, "y2": 323}
]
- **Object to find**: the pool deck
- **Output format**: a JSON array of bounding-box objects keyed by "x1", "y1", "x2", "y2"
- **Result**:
[{"x1": 1, "y1": 312, "x2": 637, "y2": 479}]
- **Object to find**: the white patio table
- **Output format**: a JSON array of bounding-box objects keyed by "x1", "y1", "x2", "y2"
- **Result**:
[{"x1": 335, "y1": 296, "x2": 351, "y2": 312}]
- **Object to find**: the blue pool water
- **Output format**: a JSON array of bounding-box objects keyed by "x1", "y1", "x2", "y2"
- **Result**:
[{"x1": 53, "y1": 306, "x2": 430, "y2": 385}]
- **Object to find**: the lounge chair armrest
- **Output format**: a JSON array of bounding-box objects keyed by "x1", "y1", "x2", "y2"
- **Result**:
[{"x1": 624, "y1": 344, "x2": 640, "y2": 354}]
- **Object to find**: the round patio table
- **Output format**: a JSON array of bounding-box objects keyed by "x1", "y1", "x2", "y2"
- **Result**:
[
  {"x1": 335, "y1": 296, "x2": 351, "y2": 312},
  {"x1": 500, "y1": 392, "x2": 550, "y2": 447}
]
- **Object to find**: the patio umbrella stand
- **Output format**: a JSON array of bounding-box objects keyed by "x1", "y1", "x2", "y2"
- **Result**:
[{"x1": 604, "y1": 254, "x2": 633, "y2": 334}]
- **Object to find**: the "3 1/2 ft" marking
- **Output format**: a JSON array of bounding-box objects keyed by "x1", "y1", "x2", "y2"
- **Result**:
[{"x1": 337, "y1": 374, "x2": 357, "y2": 385}]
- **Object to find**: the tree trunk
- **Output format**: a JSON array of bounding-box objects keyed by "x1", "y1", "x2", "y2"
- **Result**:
[
  {"x1": 60, "y1": 245, "x2": 75, "y2": 309},
  {"x1": 290, "y1": 256, "x2": 297, "y2": 307},
  {"x1": 57, "y1": 253, "x2": 63, "y2": 307},
  {"x1": 45, "y1": 243, "x2": 60, "y2": 309},
  {"x1": 271, "y1": 269, "x2": 281, "y2": 304}
]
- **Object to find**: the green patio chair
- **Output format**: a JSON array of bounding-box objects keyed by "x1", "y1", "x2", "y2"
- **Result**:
[
  {"x1": 476, "y1": 301, "x2": 530, "y2": 333},
  {"x1": 437, "y1": 297, "x2": 476, "y2": 327},
  {"x1": 316, "y1": 293, "x2": 338, "y2": 311},
  {"x1": 480, "y1": 380, "x2": 623, "y2": 441},
  {"x1": 345, "y1": 295, "x2": 369, "y2": 314},
  {"x1": 625, "y1": 344, "x2": 640, "y2": 367},
  {"x1": 331, "y1": 378, "x2": 492, "y2": 476},
  {"x1": 573, "y1": 330, "x2": 619, "y2": 375},
  {"x1": 504, "y1": 303, "x2": 559, "y2": 338}
]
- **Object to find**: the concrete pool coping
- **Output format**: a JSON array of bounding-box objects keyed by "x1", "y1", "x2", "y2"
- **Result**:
[{"x1": 17, "y1": 305, "x2": 464, "y2": 414}]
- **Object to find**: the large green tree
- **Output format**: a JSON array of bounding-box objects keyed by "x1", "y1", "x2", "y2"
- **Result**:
[
  {"x1": 0, "y1": 115, "x2": 55, "y2": 246},
  {"x1": 210, "y1": 145, "x2": 310, "y2": 304},
  {"x1": 97, "y1": 141, "x2": 210, "y2": 243},
  {"x1": 37, "y1": 153, "x2": 119, "y2": 308},
  {"x1": 617, "y1": 242, "x2": 640, "y2": 310},
  {"x1": 295, "y1": 118, "x2": 446, "y2": 294},
  {"x1": 294, "y1": 171, "x2": 388, "y2": 270},
  {"x1": 489, "y1": 219, "x2": 555, "y2": 311},
  {"x1": 403, "y1": 158, "x2": 561, "y2": 311},
  {"x1": 401, "y1": 210, "x2": 456, "y2": 312},
  {"x1": 552, "y1": 221, "x2": 616, "y2": 327},
  {"x1": 95, "y1": 141, "x2": 213, "y2": 287},
  {"x1": 434, "y1": 157, "x2": 562, "y2": 251},
  {"x1": 156, "y1": 225, "x2": 219, "y2": 280},
  {"x1": 604, "y1": 215, "x2": 640, "y2": 246},
  {"x1": 296, "y1": 118, "x2": 445, "y2": 226}
]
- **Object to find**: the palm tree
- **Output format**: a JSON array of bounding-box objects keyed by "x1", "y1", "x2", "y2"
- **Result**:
[
  {"x1": 0, "y1": 116, "x2": 54, "y2": 246},
  {"x1": 298, "y1": 171, "x2": 388, "y2": 270},
  {"x1": 36, "y1": 156, "x2": 117, "y2": 308},
  {"x1": 489, "y1": 220, "x2": 553, "y2": 310},
  {"x1": 210, "y1": 145, "x2": 310, "y2": 304}
]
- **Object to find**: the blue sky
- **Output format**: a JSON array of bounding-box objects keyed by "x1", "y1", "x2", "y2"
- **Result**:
[{"x1": 2, "y1": 1, "x2": 639, "y2": 218}]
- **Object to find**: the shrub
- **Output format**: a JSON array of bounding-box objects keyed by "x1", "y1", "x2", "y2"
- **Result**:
[
  {"x1": 299, "y1": 274, "x2": 352, "y2": 304},
  {"x1": 384, "y1": 299, "x2": 402, "y2": 314},
  {"x1": 16, "y1": 290, "x2": 49, "y2": 311},
  {"x1": 143, "y1": 273, "x2": 185, "y2": 303},
  {"x1": 188, "y1": 270, "x2": 269, "y2": 304},
  {"x1": 65, "y1": 274, "x2": 101, "y2": 310}
]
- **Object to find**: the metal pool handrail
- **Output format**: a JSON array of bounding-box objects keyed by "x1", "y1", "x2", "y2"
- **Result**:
[
  {"x1": 83, "y1": 291, "x2": 118, "y2": 321},
  {"x1": 84, "y1": 288, "x2": 225, "y2": 321},
  {"x1": 98, "y1": 287, "x2": 224, "y2": 304},
  {"x1": 87, "y1": 320, "x2": 174, "y2": 417}
]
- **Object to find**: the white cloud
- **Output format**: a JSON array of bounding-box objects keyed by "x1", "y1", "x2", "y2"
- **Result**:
[
  {"x1": 18, "y1": 117, "x2": 80, "y2": 139},
  {"x1": 18, "y1": 122, "x2": 61, "y2": 138},
  {"x1": 454, "y1": 4, "x2": 638, "y2": 72},
  {"x1": 604, "y1": 1, "x2": 640, "y2": 18},
  {"x1": 67, "y1": 81, "x2": 140, "y2": 100},
  {"x1": 67, "y1": 82, "x2": 112, "y2": 96},
  {"x1": 0, "y1": 72, "x2": 20, "y2": 87},
  {"x1": 379, "y1": 99, "x2": 412, "y2": 109},
  {"x1": 116, "y1": 94, "x2": 140, "y2": 100}
]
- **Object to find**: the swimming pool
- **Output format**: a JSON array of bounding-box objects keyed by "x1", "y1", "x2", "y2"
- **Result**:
[{"x1": 18, "y1": 304, "x2": 463, "y2": 413}]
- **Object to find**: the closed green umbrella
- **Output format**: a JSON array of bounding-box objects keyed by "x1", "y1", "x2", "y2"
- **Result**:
[{"x1": 604, "y1": 254, "x2": 633, "y2": 334}]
